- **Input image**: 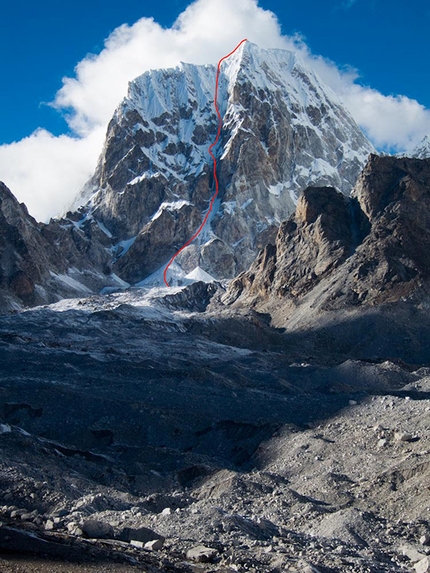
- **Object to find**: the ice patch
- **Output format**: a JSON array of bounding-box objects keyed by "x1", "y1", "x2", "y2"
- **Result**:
[
  {"x1": 152, "y1": 200, "x2": 191, "y2": 221},
  {"x1": 100, "y1": 274, "x2": 131, "y2": 294},
  {"x1": 241, "y1": 198, "x2": 253, "y2": 209},
  {"x1": 111, "y1": 273, "x2": 130, "y2": 287},
  {"x1": 222, "y1": 201, "x2": 236, "y2": 216},
  {"x1": 137, "y1": 261, "x2": 186, "y2": 288},
  {"x1": 0, "y1": 424, "x2": 11, "y2": 434},
  {"x1": 116, "y1": 236, "x2": 137, "y2": 258},
  {"x1": 268, "y1": 183, "x2": 284, "y2": 197},
  {"x1": 310, "y1": 158, "x2": 338, "y2": 178},
  {"x1": 50, "y1": 271, "x2": 92, "y2": 294},
  {"x1": 96, "y1": 220, "x2": 113, "y2": 238},
  {"x1": 289, "y1": 189, "x2": 299, "y2": 205},
  {"x1": 231, "y1": 236, "x2": 246, "y2": 247},
  {"x1": 184, "y1": 267, "x2": 216, "y2": 284}
]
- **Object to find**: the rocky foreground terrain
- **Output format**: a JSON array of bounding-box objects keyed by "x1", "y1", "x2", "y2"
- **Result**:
[
  {"x1": 0, "y1": 155, "x2": 430, "y2": 572},
  {"x1": 0, "y1": 286, "x2": 430, "y2": 573}
]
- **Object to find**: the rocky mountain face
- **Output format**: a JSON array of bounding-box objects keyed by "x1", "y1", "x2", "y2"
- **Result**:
[
  {"x1": 225, "y1": 154, "x2": 430, "y2": 307},
  {"x1": 0, "y1": 181, "x2": 129, "y2": 312},
  {"x1": 75, "y1": 41, "x2": 373, "y2": 283},
  {"x1": 0, "y1": 41, "x2": 374, "y2": 310},
  {"x1": 221, "y1": 154, "x2": 430, "y2": 365},
  {"x1": 0, "y1": 181, "x2": 55, "y2": 309}
]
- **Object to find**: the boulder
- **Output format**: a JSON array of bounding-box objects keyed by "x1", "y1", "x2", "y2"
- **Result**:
[
  {"x1": 119, "y1": 525, "x2": 164, "y2": 544},
  {"x1": 145, "y1": 539, "x2": 164, "y2": 551},
  {"x1": 82, "y1": 519, "x2": 114, "y2": 539},
  {"x1": 301, "y1": 564, "x2": 323, "y2": 573},
  {"x1": 415, "y1": 557, "x2": 430, "y2": 573},
  {"x1": 401, "y1": 544, "x2": 426, "y2": 563},
  {"x1": 67, "y1": 522, "x2": 83, "y2": 536},
  {"x1": 395, "y1": 432, "x2": 414, "y2": 442},
  {"x1": 44, "y1": 519, "x2": 55, "y2": 531},
  {"x1": 186, "y1": 545, "x2": 219, "y2": 563}
]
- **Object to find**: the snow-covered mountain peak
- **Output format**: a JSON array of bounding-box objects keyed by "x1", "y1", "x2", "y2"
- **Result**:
[
  {"x1": 396, "y1": 135, "x2": 430, "y2": 160},
  {"x1": 77, "y1": 42, "x2": 374, "y2": 284},
  {"x1": 125, "y1": 62, "x2": 216, "y2": 124},
  {"x1": 410, "y1": 135, "x2": 430, "y2": 159}
]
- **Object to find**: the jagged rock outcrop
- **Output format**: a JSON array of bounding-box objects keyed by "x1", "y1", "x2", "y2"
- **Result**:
[
  {"x1": 224, "y1": 155, "x2": 430, "y2": 309},
  {"x1": 113, "y1": 202, "x2": 202, "y2": 283},
  {"x1": 74, "y1": 41, "x2": 373, "y2": 284},
  {"x1": 0, "y1": 181, "x2": 62, "y2": 310},
  {"x1": 0, "y1": 182, "x2": 123, "y2": 313}
]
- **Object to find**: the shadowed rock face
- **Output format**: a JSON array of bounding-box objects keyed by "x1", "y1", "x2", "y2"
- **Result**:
[
  {"x1": 224, "y1": 155, "x2": 430, "y2": 308},
  {"x1": 113, "y1": 203, "x2": 203, "y2": 283},
  {"x1": 0, "y1": 182, "x2": 122, "y2": 312},
  {"x1": 0, "y1": 182, "x2": 61, "y2": 309}
]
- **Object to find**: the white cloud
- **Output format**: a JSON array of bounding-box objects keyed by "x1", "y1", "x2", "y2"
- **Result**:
[
  {"x1": 301, "y1": 50, "x2": 430, "y2": 152},
  {"x1": 0, "y1": 0, "x2": 429, "y2": 221},
  {"x1": 0, "y1": 0, "x2": 285, "y2": 221},
  {"x1": 340, "y1": 86, "x2": 430, "y2": 152},
  {"x1": 0, "y1": 128, "x2": 105, "y2": 221}
]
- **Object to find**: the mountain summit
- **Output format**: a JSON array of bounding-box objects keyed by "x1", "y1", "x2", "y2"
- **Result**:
[
  {"x1": 75, "y1": 41, "x2": 373, "y2": 283},
  {"x1": 0, "y1": 42, "x2": 374, "y2": 310}
]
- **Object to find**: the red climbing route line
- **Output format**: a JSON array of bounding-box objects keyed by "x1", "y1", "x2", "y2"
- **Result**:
[{"x1": 163, "y1": 38, "x2": 248, "y2": 287}]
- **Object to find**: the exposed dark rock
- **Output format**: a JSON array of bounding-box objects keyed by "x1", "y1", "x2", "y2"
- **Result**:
[
  {"x1": 114, "y1": 203, "x2": 202, "y2": 283},
  {"x1": 0, "y1": 181, "x2": 61, "y2": 309},
  {"x1": 186, "y1": 545, "x2": 219, "y2": 563},
  {"x1": 0, "y1": 181, "x2": 124, "y2": 312},
  {"x1": 119, "y1": 526, "x2": 165, "y2": 544},
  {"x1": 225, "y1": 155, "x2": 430, "y2": 308},
  {"x1": 82, "y1": 519, "x2": 114, "y2": 539},
  {"x1": 160, "y1": 280, "x2": 219, "y2": 313}
]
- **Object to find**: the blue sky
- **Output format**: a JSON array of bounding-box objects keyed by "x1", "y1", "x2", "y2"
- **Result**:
[
  {"x1": 1, "y1": 0, "x2": 428, "y2": 144},
  {"x1": 0, "y1": 0, "x2": 429, "y2": 221}
]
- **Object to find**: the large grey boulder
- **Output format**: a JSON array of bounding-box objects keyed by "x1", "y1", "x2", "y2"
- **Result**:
[{"x1": 82, "y1": 519, "x2": 114, "y2": 539}]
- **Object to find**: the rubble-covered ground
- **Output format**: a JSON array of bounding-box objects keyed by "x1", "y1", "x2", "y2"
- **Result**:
[{"x1": 0, "y1": 284, "x2": 429, "y2": 573}]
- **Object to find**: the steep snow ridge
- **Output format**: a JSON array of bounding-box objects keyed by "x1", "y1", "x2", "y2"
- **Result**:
[
  {"x1": 128, "y1": 172, "x2": 161, "y2": 185},
  {"x1": 115, "y1": 41, "x2": 368, "y2": 189},
  {"x1": 134, "y1": 63, "x2": 213, "y2": 117},
  {"x1": 223, "y1": 42, "x2": 327, "y2": 117},
  {"x1": 221, "y1": 42, "x2": 371, "y2": 181}
]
